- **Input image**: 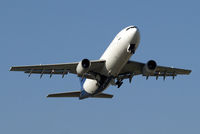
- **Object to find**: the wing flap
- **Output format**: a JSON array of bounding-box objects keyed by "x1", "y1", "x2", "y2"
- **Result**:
[
  {"x1": 10, "y1": 63, "x2": 78, "y2": 74},
  {"x1": 155, "y1": 66, "x2": 191, "y2": 75}
]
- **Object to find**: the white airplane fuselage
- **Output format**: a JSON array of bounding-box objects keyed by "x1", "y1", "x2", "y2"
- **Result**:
[{"x1": 80, "y1": 26, "x2": 140, "y2": 99}]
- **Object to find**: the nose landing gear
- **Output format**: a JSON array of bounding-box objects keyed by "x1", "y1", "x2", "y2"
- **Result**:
[{"x1": 127, "y1": 44, "x2": 136, "y2": 54}]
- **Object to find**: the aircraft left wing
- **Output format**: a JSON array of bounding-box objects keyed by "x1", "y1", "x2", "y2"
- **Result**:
[
  {"x1": 10, "y1": 60, "x2": 106, "y2": 78},
  {"x1": 118, "y1": 60, "x2": 191, "y2": 80}
]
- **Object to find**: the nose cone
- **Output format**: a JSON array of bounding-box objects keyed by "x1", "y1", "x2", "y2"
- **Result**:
[
  {"x1": 129, "y1": 26, "x2": 140, "y2": 45},
  {"x1": 135, "y1": 27, "x2": 140, "y2": 44}
]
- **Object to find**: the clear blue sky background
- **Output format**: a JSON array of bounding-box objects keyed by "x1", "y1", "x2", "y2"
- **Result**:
[{"x1": 0, "y1": 0, "x2": 199, "y2": 134}]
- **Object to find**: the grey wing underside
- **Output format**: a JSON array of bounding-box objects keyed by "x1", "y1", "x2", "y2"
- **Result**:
[
  {"x1": 118, "y1": 60, "x2": 191, "y2": 79},
  {"x1": 10, "y1": 60, "x2": 106, "y2": 79}
]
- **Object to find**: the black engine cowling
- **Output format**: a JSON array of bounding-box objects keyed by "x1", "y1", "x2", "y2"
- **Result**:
[
  {"x1": 76, "y1": 59, "x2": 91, "y2": 76},
  {"x1": 143, "y1": 60, "x2": 157, "y2": 75}
]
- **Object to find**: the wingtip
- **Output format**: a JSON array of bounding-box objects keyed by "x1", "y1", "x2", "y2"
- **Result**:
[
  {"x1": 187, "y1": 69, "x2": 192, "y2": 74},
  {"x1": 9, "y1": 67, "x2": 13, "y2": 71},
  {"x1": 46, "y1": 94, "x2": 55, "y2": 98},
  {"x1": 46, "y1": 94, "x2": 52, "y2": 98}
]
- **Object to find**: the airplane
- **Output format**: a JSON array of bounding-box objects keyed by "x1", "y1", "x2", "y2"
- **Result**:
[{"x1": 10, "y1": 25, "x2": 191, "y2": 100}]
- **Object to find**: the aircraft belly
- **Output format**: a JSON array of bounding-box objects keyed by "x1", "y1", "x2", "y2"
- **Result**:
[
  {"x1": 101, "y1": 42, "x2": 131, "y2": 76},
  {"x1": 83, "y1": 77, "x2": 113, "y2": 95},
  {"x1": 108, "y1": 53, "x2": 131, "y2": 76}
]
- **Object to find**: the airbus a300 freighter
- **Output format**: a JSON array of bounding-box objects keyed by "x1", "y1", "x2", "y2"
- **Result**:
[{"x1": 10, "y1": 26, "x2": 191, "y2": 100}]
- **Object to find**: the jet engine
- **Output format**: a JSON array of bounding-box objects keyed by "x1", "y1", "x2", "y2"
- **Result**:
[
  {"x1": 143, "y1": 60, "x2": 157, "y2": 75},
  {"x1": 76, "y1": 59, "x2": 91, "y2": 76}
]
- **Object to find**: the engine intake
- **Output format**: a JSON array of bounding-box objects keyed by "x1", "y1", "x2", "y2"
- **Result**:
[
  {"x1": 76, "y1": 59, "x2": 91, "y2": 76},
  {"x1": 143, "y1": 60, "x2": 157, "y2": 75}
]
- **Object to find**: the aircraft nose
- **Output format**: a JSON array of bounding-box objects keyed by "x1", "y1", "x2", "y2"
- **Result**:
[
  {"x1": 133, "y1": 26, "x2": 139, "y2": 35},
  {"x1": 135, "y1": 26, "x2": 140, "y2": 42},
  {"x1": 133, "y1": 26, "x2": 138, "y2": 30},
  {"x1": 129, "y1": 26, "x2": 140, "y2": 44}
]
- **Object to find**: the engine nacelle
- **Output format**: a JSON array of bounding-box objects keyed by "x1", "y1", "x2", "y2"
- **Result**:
[
  {"x1": 76, "y1": 59, "x2": 91, "y2": 76},
  {"x1": 143, "y1": 60, "x2": 157, "y2": 75}
]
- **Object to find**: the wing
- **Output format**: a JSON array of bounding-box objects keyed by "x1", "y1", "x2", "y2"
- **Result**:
[
  {"x1": 10, "y1": 60, "x2": 105, "y2": 79},
  {"x1": 118, "y1": 60, "x2": 191, "y2": 80}
]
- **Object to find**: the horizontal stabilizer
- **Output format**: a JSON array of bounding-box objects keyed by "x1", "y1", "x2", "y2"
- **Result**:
[
  {"x1": 47, "y1": 91, "x2": 80, "y2": 97},
  {"x1": 47, "y1": 91, "x2": 113, "y2": 99},
  {"x1": 93, "y1": 93, "x2": 113, "y2": 98}
]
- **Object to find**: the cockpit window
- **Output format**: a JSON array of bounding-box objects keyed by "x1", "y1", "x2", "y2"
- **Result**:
[{"x1": 126, "y1": 26, "x2": 135, "y2": 31}]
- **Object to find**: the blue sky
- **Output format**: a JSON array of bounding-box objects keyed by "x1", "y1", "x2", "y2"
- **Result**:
[{"x1": 0, "y1": 0, "x2": 199, "y2": 134}]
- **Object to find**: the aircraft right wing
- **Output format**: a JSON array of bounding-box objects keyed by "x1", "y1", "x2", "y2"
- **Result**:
[{"x1": 10, "y1": 60, "x2": 106, "y2": 79}]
